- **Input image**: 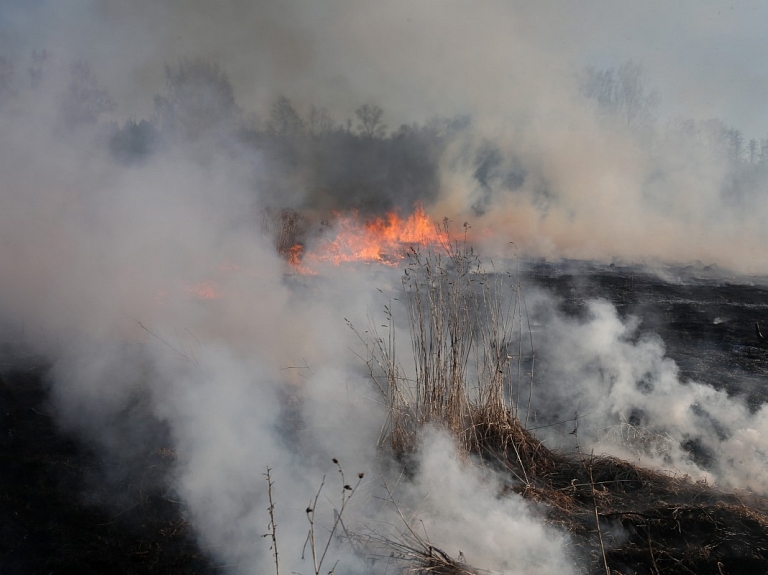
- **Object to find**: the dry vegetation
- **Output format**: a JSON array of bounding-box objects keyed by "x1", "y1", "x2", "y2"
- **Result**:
[
  {"x1": 5, "y1": 234, "x2": 768, "y2": 574},
  {"x1": 352, "y1": 241, "x2": 768, "y2": 575},
  {"x1": 260, "y1": 207, "x2": 307, "y2": 261},
  {"x1": 351, "y1": 234, "x2": 534, "y2": 458}
]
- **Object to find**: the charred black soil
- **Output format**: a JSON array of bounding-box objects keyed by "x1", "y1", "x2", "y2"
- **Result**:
[
  {"x1": 512, "y1": 261, "x2": 768, "y2": 574},
  {"x1": 4, "y1": 261, "x2": 768, "y2": 574},
  {"x1": 526, "y1": 261, "x2": 768, "y2": 407},
  {"x1": 0, "y1": 347, "x2": 219, "y2": 575}
]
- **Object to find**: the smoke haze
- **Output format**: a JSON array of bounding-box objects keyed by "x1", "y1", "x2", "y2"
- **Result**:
[
  {"x1": 4, "y1": 1, "x2": 768, "y2": 270},
  {"x1": 3, "y1": 2, "x2": 768, "y2": 573}
]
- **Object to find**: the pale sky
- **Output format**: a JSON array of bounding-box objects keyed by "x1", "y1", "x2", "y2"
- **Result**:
[{"x1": 2, "y1": 1, "x2": 768, "y2": 137}]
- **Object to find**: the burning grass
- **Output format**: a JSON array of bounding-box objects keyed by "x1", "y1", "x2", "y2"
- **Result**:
[
  {"x1": 353, "y1": 242, "x2": 768, "y2": 575},
  {"x1": 267, "y1": 203, "x2": 450, "y2": 274},
  {"x1": 4, "y1": 229, "x2": 768, "y2": 573},
  {"x1": 300, "y1": 204, "x2": 446, "y2": 267}
]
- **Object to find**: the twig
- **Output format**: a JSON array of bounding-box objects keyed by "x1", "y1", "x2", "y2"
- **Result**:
[
  {"x1": 657, "y1": 550, "x2": 698, "y2": 575},
  {"x1": 263, "y1": 467, "x2": 280, "y2": 575},
  {"x1": 379, "y1": 475, "x2": 425, "y2": 546},
  {"x1": 136, "y1": 320, "x2": 197, "y2": 366},
  {"x1": 305, "y1": 476, "x2": 325, "y2": 574},
  {"x1": 304, "y1": 460, "x2": 364, "y2": 575},
  {"x1": 647, "y1": 527, "x2": 660, "y2": 575},
  {"x1": 589, "y1": 456, "x2": 610, "y2": 575}
]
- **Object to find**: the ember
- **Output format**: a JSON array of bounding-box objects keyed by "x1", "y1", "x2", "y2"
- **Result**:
[{"x1": 187, "y1": 280, "x2": 222, "y2": 300}]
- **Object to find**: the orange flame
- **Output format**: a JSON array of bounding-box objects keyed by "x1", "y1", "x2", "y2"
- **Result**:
[
  {"x1": 297, "y1": 204, "x2": 446, "y2": 268},
  {"x1": 188, "y1": 280, "x2": 222, "y2": 300},
  {"x1": 286, "y1": 244, "x2": 304, "y2": 266}
]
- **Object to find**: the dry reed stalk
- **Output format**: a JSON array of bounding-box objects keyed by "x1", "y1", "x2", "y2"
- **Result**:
[
  {"x1": 357, "y1": 477, "x2": 482, "y2": 575},
  {"x1": 263, "y1": 467, "x2": 280, "y2": 575},
  {"x1": 260, "y1": 208, "x2": 305, "y2": 255},
  {"x1": 588, "y1": 456, "x2": 611, "y2": 575},
  {"x1": 302, "y1": 459, "x2": 364, "y2": 575},
  {"x1": 352, "y1": 236, "x2": 535, "y2": 458}
]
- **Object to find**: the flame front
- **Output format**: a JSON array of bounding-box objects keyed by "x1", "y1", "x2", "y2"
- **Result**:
[
  {"x1": 299, "y1": 204, "x2": 446, "y2": 268},
  {"x1": 188, "y1": 280, "x2": 222, "y2": 300}
]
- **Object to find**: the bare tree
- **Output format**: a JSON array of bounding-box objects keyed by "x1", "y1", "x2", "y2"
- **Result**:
[
  {"x1": 749, "y1": 138, "x2": 758, "y2": 164},
  {"x1": 728, "y1": 128, "x2": 744, "y2": 162},
  {"x1": 760, "y1": 138, "x2": 768, "y2": 164},
  {"x1": 0, "y1": 56, "x2": 13, "y2": 106},
  {"x1": 59, "y1": 60, "x2": 116, "y2": 127},
  {"x1": 154, "y1": 58, "x2": 238, "y2": 140},
  {"x1": 267, "y1": 95, "x2": 305, "y2": 138},
  {"x1": 355, "y1": 103, "x2": 387, "y2": 138},
  {"x1": 580, "y1": 60, "x2": 659, "y2": 129},
  {"x1": 579, "y1": 66, "x2": 617, "y2": 112},
  {"x1": 307, "y1": 105, "x2": 333, "y2": 136},
  {"x1": 616, "y1": 60, "x2": 659, "y2": 127}
]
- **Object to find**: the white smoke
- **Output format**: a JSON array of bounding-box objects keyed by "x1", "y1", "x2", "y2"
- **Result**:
[
  {"x1": 3, "y1": 3, "x2": 768, "y2": 573},
  {"x1": 527, "y1": 291, "x2": 768, "y2": 493},
  {"x1": 390, "y1": 428, "x2": 575, "y2": 575}
]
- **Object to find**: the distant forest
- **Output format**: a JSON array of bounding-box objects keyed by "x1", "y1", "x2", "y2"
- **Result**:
[
  {"x1": 3, "y1": 53, "x2": 768, "y2": 222},
  {"x1": 68, "y1": 57, "x2": 467, "y2": 216}
]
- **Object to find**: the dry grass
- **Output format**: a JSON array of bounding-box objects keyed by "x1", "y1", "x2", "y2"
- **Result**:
[
  {"x1": 352, "y1": 235, "x2": 533, "y2": 458},
  {"x1": 260, "y1": 207, "x2": 307, "y2": 260},
  {"x1": 351, "y1": 242, "x2": 768, "y2": 575}
]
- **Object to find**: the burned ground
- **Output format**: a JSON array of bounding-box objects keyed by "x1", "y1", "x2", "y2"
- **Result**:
[
  {"x1": 526, "y1": 261, "x2": 768, "y2": 408},
  {"x1": 0, "y1": 347, "x2": 219, "y2": 575},
  {"x1": 3, "y1": 262, "x2": 768, "y2": 574}
]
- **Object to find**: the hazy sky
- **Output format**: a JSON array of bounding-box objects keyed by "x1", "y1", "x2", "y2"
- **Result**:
[{"x1": 2, "y1": 1, "x2": 768, "y2": 136}]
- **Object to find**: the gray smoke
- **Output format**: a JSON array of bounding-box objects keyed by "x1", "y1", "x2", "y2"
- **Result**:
[
  {"x1": 524, "y1": 290, "x2": 768, "y2": 492},
  {"x1": 3, "y1": 2, "x2": 768, "y2": 572}
]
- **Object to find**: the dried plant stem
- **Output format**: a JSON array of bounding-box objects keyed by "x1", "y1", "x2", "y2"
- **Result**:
[
  {"x1": 589, "y1": 459, "x2": 611, "y2": 575},
  {"x1": 647, "y1": 528, "x2": 660, "y2": 575},
  {"x1": 352, "y1": 238, "x2": 536, "y2": 459},
  {"x1": 370, "y1": 476, "x2": 480, "y2": 575},
  {"x1": 304, "y1": 476, "x2": 324, "y2": 575},
  {"x1": 263, "y1": 467, "x2": 280, "y2": 575},
  {"x1": 303, "y1": 459, "x2": 363, "y2": 575}
]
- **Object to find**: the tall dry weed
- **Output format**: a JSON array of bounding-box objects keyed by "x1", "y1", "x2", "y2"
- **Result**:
[{"x1": 352, "y1": 234, "x2": 534, "y2": 456}]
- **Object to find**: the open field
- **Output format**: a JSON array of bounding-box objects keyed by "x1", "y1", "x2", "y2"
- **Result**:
[{"x1": 4, "y1": 259, "x2": 768, "y2": 574}]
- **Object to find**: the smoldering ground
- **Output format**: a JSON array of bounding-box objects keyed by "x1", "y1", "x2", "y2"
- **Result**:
[{"x1": 511, "y1": 269, "x2": 768, "y2": 494}]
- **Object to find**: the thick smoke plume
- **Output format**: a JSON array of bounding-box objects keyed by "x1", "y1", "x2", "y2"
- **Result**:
[
  {"x1": 2, "y1": 2, "x2": 768, "y2": 573},
  {"x1": 0, "y1": 83, "x2": 574, "y2": 572},
  {"x1": 524, "y1": 292, "x2": 768, "y2": 492}
]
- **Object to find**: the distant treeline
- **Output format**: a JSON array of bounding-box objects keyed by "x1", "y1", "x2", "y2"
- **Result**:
[
  {"x1": 106, "y1": 59, "x2": 469, "y2": 215},
  {"x1": 3, "y1": 52, "x2": 768, "y2": 217},
  {"x1": 579, "y1": 59, "x2": 768, "y2": 206}
]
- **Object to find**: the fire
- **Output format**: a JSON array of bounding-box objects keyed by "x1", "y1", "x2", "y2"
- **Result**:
[
  {"x1": 297, "y1": 204, "x2": 446, "y2": 268},
  {"x1": 154, "y1": 280, "x2": 222, "y2": 304},
  {"x1": 286, "y1": 244, "x2": 304, "y2": 266},
  {"x1": 188, "y1": 280, "x2": 222, "y2": 300},
  {"x1": 157, "y1": 206, "x2": 444, "y2": 295}
]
